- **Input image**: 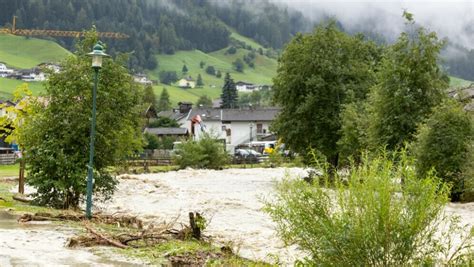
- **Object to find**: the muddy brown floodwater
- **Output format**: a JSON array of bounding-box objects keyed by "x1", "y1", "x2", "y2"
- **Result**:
[
  {"x1": 97, "y1": 167, "x2": 474, "y2": 265},
  {"x1": 0, "y1": 211, "x2": 141, "y2": 266}
]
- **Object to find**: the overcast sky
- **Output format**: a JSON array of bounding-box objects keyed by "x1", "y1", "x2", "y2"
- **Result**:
[{"x1": 272, "y1": 0, "x2": 474, "y2": 49}]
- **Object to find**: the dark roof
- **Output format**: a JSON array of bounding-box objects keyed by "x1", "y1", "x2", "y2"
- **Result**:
[
  {"x1": 157, "y1": 110, "x2": 188, "y2": 121},
  {"x1": 144, "y1": 127, "x2": 188, "y2": 135},
  {"x1": 222, "y1": 108, "x2": 280, "y2": 121},
  {"x1": 236, "y1": 81, "x2": 254, "y2": 86},
  {"x1": 0, "y1": 100, "x2": 16, "y2": 107},
  {"x1": 188, "y1": 108, "x2": 222, "y2": 121}
]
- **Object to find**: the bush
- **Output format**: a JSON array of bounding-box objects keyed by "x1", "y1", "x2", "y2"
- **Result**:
[
  {"x1": 173, "y1": 134, "x2": 229, "y2": 169},
  {"x1": 226, "y1": 46, "x2": 237, "y2": 55},
  {"x1": 205, "y1": 65, "x2": 216, "y2": 75},
  {"x1": 159, "y1": 71, "x2": 178, "y2": 85},
  {"x1": 264, "y1": 151, "x2": 474, "y2": 265},
  {"x1": 413, "y1": 100, "x2": 474, "y2": 201}
]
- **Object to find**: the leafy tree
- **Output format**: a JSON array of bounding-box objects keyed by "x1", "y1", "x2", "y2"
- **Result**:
[
  {"x1": 413, "y1": 100, "x2": 474, "y2": 201},
  {"x1": 144, "y1": 132, "x2": 159, "y2": 150},
  {"x1": 196, "y1": 74, "x2": 204, "y2": 87},
  {"x1": 196, "y1": 95, "x2": 213, "y2": 108},
  {"x1": 233, "y1": 58, "x2": 244, "y2": 72},
  {"x1": 159, "y1": 71, "x2": 178, "y2": 85},
  {"x1": 272, "y1": 22, "x2": 380, "y2": 165},
  {"x1": 205, "y1": 65, "x2": 216, "y2": 75},
  {"x1": 143, "y1": 84, "x2": 156, "y2": 108},
  {"x1": 148, "y1": 117, "x2": 179, "y2": 128},
  {"x1": 21, "y1": 32, "x2": 143, "y2": 208},
  {"x1": 157, "y1": 88, "x2": 171, "y2": 111},
  {"x1": 199, "y1": 61, "x2": 206, "y2": 69},
  {"x1": 264, "y1": 151, "x2": 474, "y2": 265},
  {"x1": 368, "y1": 12, "x2": 448, "y2": 150},
  {"x1": 226, "y1": 46, "x2": 237, "y2": 54},
  {"x1": 221, "y1": 73, "x2": 238, "y2": 109},
  {"x1": 173, "y1": 133, "x2": 229, "y2": 169},
  {"x1": 182, "y1": 64, "x2": 188, "y2": 74},
  {"x1": 216, "y1": 70, "x2": 222, "y2": 78}
]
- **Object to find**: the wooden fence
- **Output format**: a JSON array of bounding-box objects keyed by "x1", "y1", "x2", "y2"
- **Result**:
[{"x1": 0, "y1": 153, "x2": 17, "y2": 165}]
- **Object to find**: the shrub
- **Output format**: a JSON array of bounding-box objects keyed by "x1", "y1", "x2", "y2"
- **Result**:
[
  {"x1": 264, "y1": 151, "x2": 474, "y2": 265},
  {"x1": 226, "y1": 46, "x2": 237, "y2": 55},
  {"x1": 205, "y1": 65, "x2": 216, "y2": 75},
  {"x1": 159, "y1": 71, "x2": 178, "y2": 85},
  {"x1": 173, "y1": 134, "x2": 228, "y2": 169},
  {"x1": 413, "y1": 100, "x2": 474, "y2": 201}
]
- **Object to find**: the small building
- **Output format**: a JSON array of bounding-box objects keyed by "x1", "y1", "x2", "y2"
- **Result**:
[
  {"x1": 38, "y1": 62, "x2": 61, "y2": 73},
  {"x1": 134, "y1": 74, "x2": 152, "y2": 85},
  {"x1": 235, "y1": 81, "x2": 256, "y2": 92},
  {"x1": 0, "y1": 62, "x2": 14, "y2": 78},
  {"x1": 177, "y1": 77, "x2": 195, "y2": 88}
]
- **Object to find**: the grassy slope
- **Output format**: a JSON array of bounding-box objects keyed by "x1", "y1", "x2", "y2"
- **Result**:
[
  {"x1": 0, "y1": 34, "x2": 71, "y2": 69},
  {"x1": 449, "y1": 76, "x2": 472, "y2": 88},
  {"x1": 0, "y1": 34, "x2": 70, "y2": 99},
  {"x1": 149, "y1": 40, "x2": 277, "y2": 106}
]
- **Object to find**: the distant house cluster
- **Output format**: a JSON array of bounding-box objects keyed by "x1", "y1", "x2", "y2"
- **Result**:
[
  {"x1": 0, "y1": 62, "x2": 60, "y2": 82},
  {"x1": 235, "y1": 81, "x2": 271, "y2": 92},
  {"x1": 145, "y1": 102, "x2": 279, "y2": 153},
  {"x1": 133, "y1": 74, "x2": 153, "y2": 85}
]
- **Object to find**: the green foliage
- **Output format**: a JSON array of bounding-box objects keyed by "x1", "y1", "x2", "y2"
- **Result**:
[
  {"x1": 182, "y1": 64, "x2": 188, "y2": 74},
  {"x1": 368, "y1": 18, "x2": 448, "y2": 150},
  {"x1": 173, "y1": 134, "x2": 229, "y2": 169},
  {"x1": 199, "y1": 61, "x2": 205, "y2": 68},
  {"x1": 216, "y1": 70, "x2": 222, "y2": 78},
  {"x1": 220, "y1": 73, "x2": 238, "y2": 109},
  {"x1": 413, "y1": 100, "x2": 474, "y2": 201},
  {"x1": 22, "y1": 31, "x2": 143, "y2": 208},
  {"x1": 196, "y1": 95, "x2": 213, "y2": 108},
  {"x1": 143, "y1": 84, "x2": 156, "y2": 108},
  {"x1": 232, "y1": 58, "x2": 244, "y2": 72},
  {"x1": 148, "y1": 117, "x2": 179, "y2": 128},
  {"x1": 196, "y1": 74, "x2": 204, "y2": 87},
  {"x1": 205, "y1": 65, "x2": 216, "y2": 75},
  {"x1": 144, "y1": 133, "x2": 160, "y2": 150},
  {"x1": 264, "y1": 151, "x2": 474, "y2": 265},
  {"x1": 159, "y1": 71, "x2": 178, "y2": 85},
  {"x1": 157, "y1": 88, "x2": 171, "y2": 111},
  {"x1": 226, "y1": 46, "x2": 237, "y2": 55},
  {"x1": 272, "y1": 22, "x2": 380, "y2": 165},
  {"x1": 337, "y1": 101, "x2": 370, "y2": 165}
]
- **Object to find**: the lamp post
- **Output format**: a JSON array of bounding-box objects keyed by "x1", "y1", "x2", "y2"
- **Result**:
[{"x1": 85, "y1": 42, "x2": 109, "y2": 219}]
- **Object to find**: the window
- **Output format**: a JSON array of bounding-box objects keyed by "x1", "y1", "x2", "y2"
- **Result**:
[{"x1": 257, "y1": 123, "x2": 263, "y2": 134}]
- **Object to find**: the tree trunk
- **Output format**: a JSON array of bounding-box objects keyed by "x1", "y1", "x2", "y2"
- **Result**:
[{"x1": 18, "y1": 154, "x2": 25, "y2": 194}]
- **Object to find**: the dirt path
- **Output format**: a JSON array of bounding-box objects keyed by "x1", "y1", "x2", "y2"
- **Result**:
[{"x1": 98, "y1": 167, "x2": 309, "y2": 264}]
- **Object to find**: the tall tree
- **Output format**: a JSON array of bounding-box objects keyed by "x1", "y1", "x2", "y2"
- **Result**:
[
  {"x1": 196, "y1": 74, "x2": 204, "y2": 87},
  {"x1": 143, "y1": 84, "x2": 156, "y2": 108},
  {"x1": 221, "y1": 73, "x2": 238, "y2": 109},
  {"x1": 157, "y1": 88, "x2": 171, "y2": 111},
  {"x1": 368, "y1": 12, "x2": 448, "y2": 150},
  {"x1": 21, "y1": 31, "x2": 143, "y2": 208},
  {"x1": 182, "y1": 64, "x2": 188, "y2": 74},
  {"x1": 272, "y1": 22, "x2": 380, "y2": 165}
]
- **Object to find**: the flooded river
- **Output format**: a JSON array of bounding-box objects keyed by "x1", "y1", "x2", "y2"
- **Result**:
[{"x1": 0, "y1": 211, "x2": 140, "y2": 266}]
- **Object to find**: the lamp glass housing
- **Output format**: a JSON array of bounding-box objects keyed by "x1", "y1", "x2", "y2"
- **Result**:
[{"x1": 92, "y1": 55, "x2": 103, "y2": 68}]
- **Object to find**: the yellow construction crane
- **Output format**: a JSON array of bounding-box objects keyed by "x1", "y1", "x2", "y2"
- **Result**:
[{"x1": 0, "y1": 16, "x2": 129, "y2": 39}]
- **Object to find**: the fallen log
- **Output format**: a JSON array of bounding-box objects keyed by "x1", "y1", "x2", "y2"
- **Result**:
[
  {"x1": 84, "y1": 223, "x2": 128, "y2": 249},
  {"x1": 12, "y1": 195, "x2": 31, "y2": 203}
]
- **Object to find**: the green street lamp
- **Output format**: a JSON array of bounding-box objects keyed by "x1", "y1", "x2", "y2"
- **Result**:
[{"x1": 85, "y1": 42, "x2": 109, "y2": 219}]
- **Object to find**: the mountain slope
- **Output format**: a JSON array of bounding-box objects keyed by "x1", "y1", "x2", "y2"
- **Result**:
[{"x1": 0, "y1": 34, "x2": 71, "y2": 69}]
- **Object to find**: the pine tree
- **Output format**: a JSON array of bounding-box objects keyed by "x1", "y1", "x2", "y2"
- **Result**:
[
  {"x1": 196, "y1": 74, "x2": 204, "y2": 87},
  {"x1": 157, "y1": 88, "x2": 171, "y2": 111},
  {"x1": 216, "y1": 70, "x2": 222, "y2": 78},
  {"x1": 182, "y1": 64, "x2": 188, "y2": 74},
  {"x1": 143, "y1": 84, "x2": 156, "y2": 108},
  {"x1": 221, "y1": 73, "x2": 238, "y2": 109}
]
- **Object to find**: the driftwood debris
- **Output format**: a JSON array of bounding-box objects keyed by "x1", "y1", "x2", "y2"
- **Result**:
[
  {"x1": 12, "y1": 195, "x2": 31, "y2": 203},
  {"x1": 85, "y1": 223, "x2": 128, "y2": 249},
  {"x1": 189, "y1": 212, "x2": 203, "y2": 240},
  {"x1": 18, "y1": 212, "x2": 143, "y2": 229}
]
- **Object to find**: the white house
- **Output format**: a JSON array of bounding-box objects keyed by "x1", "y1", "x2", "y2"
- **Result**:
[
  {"x1": 185, "y1": 108, "x2": 279, "y2": 153},
  {"x1": 133, "y1": 74, "x2": 152, "y2": 85},
  {"x1": 0, "y1": 63, "x2": 13, "y2": 78},
  {"x1": 235, "y1": 81, "x2": 256, "y2": 92},
  {"x1": 177, "y1": 77, "x2": 196, "y2": 88}
]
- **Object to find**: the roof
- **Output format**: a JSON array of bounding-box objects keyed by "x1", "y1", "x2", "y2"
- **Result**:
[
  {"x1": 188, "y1": 108, "x2": 222, "y2": 121},
  {"x1": 157, "y1": 110, "x2": 189, "y2": 121},
  {"x1": 187, "y1": 108, "x2": 280, "y2": 122},
  {"x1": 222, "y1": 108, "x2": 280, "y2": 121},
  {"x1": 236, "y1": 81, "x2": 254, "y2": 86},
  {"x1": 144, "y1": 127, "x2": 188, "y2": 135}
]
